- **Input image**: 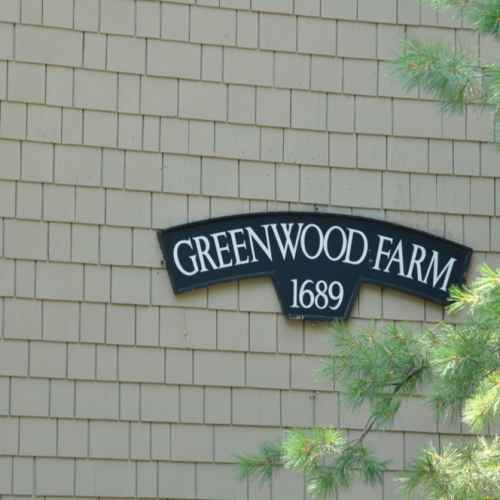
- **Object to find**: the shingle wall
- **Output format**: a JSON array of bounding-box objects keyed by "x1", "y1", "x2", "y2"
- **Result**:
[{"x1": 0, "y1": 0, "x2": 498, "y2": 498}]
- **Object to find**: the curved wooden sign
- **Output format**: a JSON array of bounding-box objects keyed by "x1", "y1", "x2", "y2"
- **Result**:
[{"x1": 157, "y1": 212, "x2": 472, "y2": 320}]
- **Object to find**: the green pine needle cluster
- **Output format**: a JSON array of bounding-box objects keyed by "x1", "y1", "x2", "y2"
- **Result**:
[
  {"x1": 281, "y1": 428, "x2": 345, "y2": 471},
  {"x1": 395, "y1": 0, "x2": 500, "y2": 144},
  {"x1": 464, "y1": 0, "x2": 500, "y2": 37},
  {"x1": 403, "y1": 438, "x2": 500, "y2": 499},
  {"x1": 235, "y1": 428, "x2": 387, "y2": 498},
  {"x1": 463, "y1": 371, "x2": 500, "y2": 431},
  {"x1": 236, "y1": 441, "x2": 282, "y2": 483},
  {"x1": 321, "y1": 324, "x2": 428, "y2": 427},
  {"x1": 395, "y1": 40, "x2": 482, "y2": 113},
  {"x1": 424, "y1": 0, "x2": 500, "y2": 38}
]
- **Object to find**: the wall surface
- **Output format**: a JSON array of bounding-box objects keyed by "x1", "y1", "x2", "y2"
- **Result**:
[{"x1": 0, "y1": 0, "x2": 498, "y2": 499}]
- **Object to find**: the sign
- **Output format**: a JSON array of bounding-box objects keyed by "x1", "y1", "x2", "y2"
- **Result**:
[{"x1": 157, "y1": 212, "x2": 472, "y2": 320}]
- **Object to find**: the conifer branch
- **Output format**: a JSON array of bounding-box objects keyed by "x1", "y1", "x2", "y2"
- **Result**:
[
  {"x1": 395, "y1": 0, "x2": 500, "y2": 145},
  {"x1": 395, "y1": 39, "x2": 484, "y2": 112},
  {"x1": 424, "y1": 0, "x2": 500, "y2": 38},
  {"x1": 237, "y1": 265, "x2": 500, "y2": 498},
  {"x1": 351, "y1": 364, "x2": 427, "y2": 446}
]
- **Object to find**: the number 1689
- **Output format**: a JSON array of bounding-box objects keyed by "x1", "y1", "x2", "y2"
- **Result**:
[{"x1": 290, "y1": 279, "x2": 344, "y2": 311}]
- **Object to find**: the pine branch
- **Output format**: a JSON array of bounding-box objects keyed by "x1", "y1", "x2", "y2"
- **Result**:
[
  {"x1": 424, "y1": 0, "x2": 500, "y2": 38},
  {"x1": 395, "y1": 39, "x2": 484, "y2": 113},
  {"x1": 235, "y1": 441, "x2": 283, "y2": 482},
  {"x1": 463, "y1": 370, "x2": 500, "y2": 431},
  {"x1": 238, "y1": 265, "x2": 500, "y2": 498},
  {"x1": 425, "y1": 266, "x2": 500, "y2": 424},
  {"x1": 349, "y1": 365, "x2": 427, "y2": 446},
  {"x1": 403, "y1": 438, "x2": 500, "y2": 499},
  {"x1": 424, "y1": 0, "x2": 470, "y2": 6},
  {"x1": 466, "y1": 0, "x2": 500, "y2": 38},
  {"x1": 323, "y1": 323, "x2": 428, "y2": 429},
  {"x1": 281, "y1": 428, "x2": 346, "y2": 472},
  {"x1": 235, "y1": 427, "x2": 388, "y2": 498}
]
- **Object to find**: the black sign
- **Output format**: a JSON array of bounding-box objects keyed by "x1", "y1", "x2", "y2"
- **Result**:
[{"x1": 157, "y1": 212, "x2": 472, "y2": 320}]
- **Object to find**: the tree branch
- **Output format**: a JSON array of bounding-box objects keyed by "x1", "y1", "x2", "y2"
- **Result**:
[{"x1": 349, "y1": 365, "x2": 427, "y2": 446}]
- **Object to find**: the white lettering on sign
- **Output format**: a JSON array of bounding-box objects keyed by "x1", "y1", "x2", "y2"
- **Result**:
[
  {"x1": 301, "y1": 224, "x2": 323, "y2": 260},
  {"x1": 344, "y1": 228, "x2": 368, "y2": 265},
  {"x1": 425, "y1": 251, "x2": 457, "y2": 291},
  {"x1": 270, "y1": 223, "x2": 303, "y2": 260},
  {"x1": 211, "y1": 231, "x2": 233, "y2": 269},
  {"x1": 228, "y1": 228, "x2": 250, "y2": 266},
  {"x1": 173, "y1": 239, "x2": 199, "y2": 276},
  {"x1": 405, "y1": 244, "x2": 427, "y2": 282},
  {"x1": 323, "y1": 225, "x2": 347, "y2": 262},
  {"x1": 247, "y1": 226, "x2": 273, "y2": 263},
  {"x1": 172, "y1": 223, "x2": 457, "y2": 294},
  {"x1": 373, "y1": 234, "x2": 457, "y2": 292},
  {"x1": 384, "y1": 239, "x2": 406, "y2": 277},
  {"x1": 193, "y1": 235, "x2": 217, "y2": 272},
  {"x1": 373, "y1": 235, "x2": 393, "y2": 271}
]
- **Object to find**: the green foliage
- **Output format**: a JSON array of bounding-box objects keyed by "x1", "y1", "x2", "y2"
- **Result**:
[
  {"x1": 281, "y1": 428, "x2": 345, "y2": 472},
  {"x1": 237, "y1": 265, "x2": 500, "y2": 498},
  {"x1": 236, "y1": 441, "x2": 282, "y2": 483},
  {"x1": 304, "y1": 444, "x2": 387, "y2": 498},
  {"x1": 236, "y1": 427, "x2": 387, "y2": 498},
  {"x1": 465, "y1": 0, "x2": 500, "y2": 37},
  {"x1": 403, "y1": 438, "x2": 500, "y2": 499},
  {"x1": 448, "y1": 263, "x2": 500, "y2": 317},
  {"x1": 424, "y1": 0, "x2": 468, "y2": 7},
  {"x1": 395, "y1": 0, "x2": 500, "y2": 144},
  {"x1": 422, "y1": 323, "x2": 500, "y2": 421},
  {"x1": 429, "y1": 265, "x2": 500, "y2": 424},
  {"x1": 463, "y1": 370, "x2": 500, "y2": 431},
  {"x1": 425, "y1": 0, "x2": 500, "y2": 38},
  {"x1": 395, "y1": 39, "x2": 482, "y2": 113},
  {"x1": 321, "y1": 324, "x2": 427, "y2": 426},
  {"x1": 330, "y1": 443, "x2": 387, "y2": 488}
]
